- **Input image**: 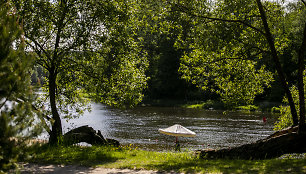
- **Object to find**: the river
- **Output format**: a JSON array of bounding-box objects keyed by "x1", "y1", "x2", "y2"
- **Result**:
[{"x1": 39, "y1": 103, "x2": 279, "y2": 151}]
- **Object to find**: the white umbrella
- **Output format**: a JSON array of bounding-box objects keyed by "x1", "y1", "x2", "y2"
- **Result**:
[
  {"x1": 158, "y1": 124, "x2": 196, "y2": 151},
  {"x1": 158, "y1": 124, "x2": 196, "y2": 137}
]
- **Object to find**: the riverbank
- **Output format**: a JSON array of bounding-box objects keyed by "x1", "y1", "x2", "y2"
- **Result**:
[
  {"x1": 18, "y1": 144, "x2": 306, "y2": 174},
  {"x1": 141, "y1": 99, "x2": 282, "y2": 112}
]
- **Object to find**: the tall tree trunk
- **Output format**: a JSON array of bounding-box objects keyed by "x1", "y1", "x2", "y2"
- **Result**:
[
  {"x1": 297, "y1": 21, "x2": 306, "y2": 133},
  {"x1": 255, "y1": 0, "x2": 299, "y2": 126},
  {"x1": 47, "y1": 1, "x2": 66, "y2": 145},
  {"x1": 48, "y1": 67, "x2": 62, "y2": 145}
]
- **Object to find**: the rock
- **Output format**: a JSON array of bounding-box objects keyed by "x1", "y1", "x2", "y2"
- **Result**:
[{"x1": 62, "y1": 125, "x2": 119, "y2": 146}]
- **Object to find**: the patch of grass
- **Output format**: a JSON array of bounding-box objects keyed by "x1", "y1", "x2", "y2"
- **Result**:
[
  {"x1": 235, "y1": 105, "x2": 259, "y2": 112},
  {"x1": 182, "y1": 100, "x2": 225, "y2": 110},
  {"x1": 23, "y1": 144, "x2": 306, "y2": 173},
  {"x1": 184, "y1": 103, "x2": 206, "y2": 109},
  {"x1": 25, "y1": 144, "x2": 120, "y2": 166},
  {"x1": 271, "y1": 106, "x2": 281, "y2": 113},
  {"x1": 143, "y1": 158, "x2": 306, "y2": 174}
]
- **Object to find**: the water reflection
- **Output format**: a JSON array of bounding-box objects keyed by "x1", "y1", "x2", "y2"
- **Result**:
[{"x1": 49, "y1": 103, "x2": 278, "y2": 151}]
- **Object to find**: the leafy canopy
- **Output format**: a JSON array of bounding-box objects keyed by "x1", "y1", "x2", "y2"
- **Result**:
[
  {"x1": 14, "y1": 0, "x2": 149, "y2": 119},
  {"x1": 170, "y1": 0, "x2": 289, "y2": 106}
]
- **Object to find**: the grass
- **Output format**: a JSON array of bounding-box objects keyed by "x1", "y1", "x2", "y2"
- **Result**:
[
  {"x1": 23, "y1": 144, "x2": 306, "y2": 174},
  {"x1": 182, "y1": 100, "x2": 225, "y2": 110},
  {"x1": 235, "y1": 105, "x2": 259, "y2": 112}
]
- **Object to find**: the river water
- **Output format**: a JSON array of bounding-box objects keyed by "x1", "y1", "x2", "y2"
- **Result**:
[{"x1": 40, "y1": 103, "x2": 279, "y2": 151}]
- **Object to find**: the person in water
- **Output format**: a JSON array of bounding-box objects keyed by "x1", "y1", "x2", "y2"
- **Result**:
[{"x1": 263, "y1": 116, "x2": 267, "y2": 123}]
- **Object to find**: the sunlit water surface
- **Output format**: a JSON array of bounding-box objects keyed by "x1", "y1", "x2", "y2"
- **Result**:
[{"x1": 39, "y1": 103, "x2": 279, "y2": 151}]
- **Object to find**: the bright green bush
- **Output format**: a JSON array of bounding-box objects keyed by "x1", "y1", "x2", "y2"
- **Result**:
[
  {"x1": 274, "y1": 71, "x2": 305, "y2": 131},
  {"x1": 274, "y1": 106, "x2": 293, "y2": 130}
]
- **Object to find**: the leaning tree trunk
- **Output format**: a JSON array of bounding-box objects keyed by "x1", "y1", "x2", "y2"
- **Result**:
[
  {"x1": 255, "y1": 0, "x2": 299, "y2": 126},
  {"x1": 199, "y1": 126, "x2": 306, "y2": 159},
  {"x1": 195, "y1": 0, "x2": 306, "y2": 160},
  {"x1": 297, "y1": 21, "x2": 306, "y2": 133},
  {"x1": 48, "y1": 69, "x2": 63, "y2": 145}
]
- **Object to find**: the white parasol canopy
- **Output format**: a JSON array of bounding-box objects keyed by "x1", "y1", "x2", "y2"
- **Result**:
[{"x1": 158, "y1": 124, "x2": 196, "y2": 137}]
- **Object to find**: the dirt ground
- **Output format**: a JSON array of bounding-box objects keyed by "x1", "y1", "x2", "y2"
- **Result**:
[{"x1": 19, "y1": 163, "x2": 181, "y2": 174}]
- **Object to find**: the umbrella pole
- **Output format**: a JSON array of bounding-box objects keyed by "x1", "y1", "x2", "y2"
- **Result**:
[{"x1": 175, "y1": 136, "x2": 180, "y2": 151}]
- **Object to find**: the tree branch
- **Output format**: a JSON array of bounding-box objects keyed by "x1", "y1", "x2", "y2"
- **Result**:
[
  {"x1": 60, "y1": 56, "x2": 100, "y2": 79},
  {"x1": 25, "y1": 40, "x2": 50, "y2": 70},
  {"x1": 15, "y1": 98, "x2": 52, "y2": 134},
  {"x1": 207, "y1": 57, "x2": 249, "y2": 64},
  {"x1": 173, "y1": 4, "x2": 266, "y2": 36},
  {"x1": 25, "y1": 37, "x2": 52, "y2": 63},
  {"x1": 0, "y1": 82, "x2": 18, "y2": 110},
  {"x1": 53, "y1": 1, "x2": 69, "y2": 73}
]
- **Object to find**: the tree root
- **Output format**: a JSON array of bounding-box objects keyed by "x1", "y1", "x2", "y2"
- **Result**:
[{"x1": 199, "y1": 126, "x2": 306, "y2": 159}]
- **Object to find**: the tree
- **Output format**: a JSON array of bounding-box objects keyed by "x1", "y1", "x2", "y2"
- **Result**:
[
  {"x1": 255, "y1": 0, "x2": 305, "y2": 131},
  {"x1": 131, "y1": 1, "x2": 203, "y2": 101},
  {"x1": 172, "y1": 0, "x2": 305, "y2": 128},
  {"x1": 169, "y1": 0, "x2": 306, "y2": 158},
  {"x1": 174, "y1": 0, "x2": 274, "y2": 107},
  {"x1": 0, "y1": 2, "x2": 40, "y2": 171},
  {"x1": 13, "y1": 0, "x2": 148, "y2": 145},
  {"x1": 274, "y1": 70, "x2": 306, "y2": 131}
]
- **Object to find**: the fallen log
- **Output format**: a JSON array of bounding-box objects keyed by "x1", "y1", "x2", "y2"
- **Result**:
[
  {"x1": 62, "y1": 125, "x2": 119, "y2": 147},
  {"x1": 199, "y1": 129, "x2": 306, "y2": 159}
]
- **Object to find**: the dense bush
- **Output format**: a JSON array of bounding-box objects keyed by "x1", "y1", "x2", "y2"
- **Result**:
[{"x1": 274, "y1": 71, "x2": 306, "y2": 130}]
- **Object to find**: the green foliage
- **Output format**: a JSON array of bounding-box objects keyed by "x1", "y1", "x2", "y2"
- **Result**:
[
  {"x1": 175, "y1": 0, "x2": 276, "y2": 107},
  {"x1": 132, "y1": 1, "x2": 199, "y2": 100},
  {"x1": 11, "y1": 0, "x2": 149, "y2": 142},
  {"x1": 15, "y1": 0, "x2": 149, "y2": 109},
  {"x1": 0, "y1": 2, "x2": 41, "y2": 172},
  {"x1": 274, "y1": 70, "x2": 306, "y2": 130},
  {"x1": 276, "y1": 2, "x2": 306, "y2": 85},
  {"x1": 183, "y1": 100, "x2": 225, "y2": 110},
  {"x1": 184, "y1": 102, "x2": 207, "y2": 109},
  {"x1": 75, "y1": 0, "x2": 149, "y2": 107},
  {"x1": 271, "y1": 106, "x2": 281, "y2": 113},
  {"x1": 30, "y1": 65, "x2": 46, "y2": 86},
  {"x1": 235, "y1": 105, "x2": 259, "y2": 112},
  {"x1": 274, "y1": 105, "x2": 293, "y2": 130}
]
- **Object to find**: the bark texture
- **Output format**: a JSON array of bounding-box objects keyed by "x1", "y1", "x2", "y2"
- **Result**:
[{"x1": 48, "y1": 70, "x2": 62, "y2": 145}]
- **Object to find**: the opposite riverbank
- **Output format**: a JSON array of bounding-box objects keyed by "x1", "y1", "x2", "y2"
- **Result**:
[{"x1": 141, "y1": 99, "x2": 282, "y2": 113}]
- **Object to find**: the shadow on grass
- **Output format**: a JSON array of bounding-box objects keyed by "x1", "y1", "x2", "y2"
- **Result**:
[
  {"x1": 25, "y1": 144, "x2": 120, "y2": 167},
  {"x1": 20, "y1": 163, "x2": 102, "y2": 174},
  {"x1": 145, "y1": 158, "x2": 306, "y2": 174},
  {"x1": 23, "y1": 145, "x2": 306, "y2": 173}
]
